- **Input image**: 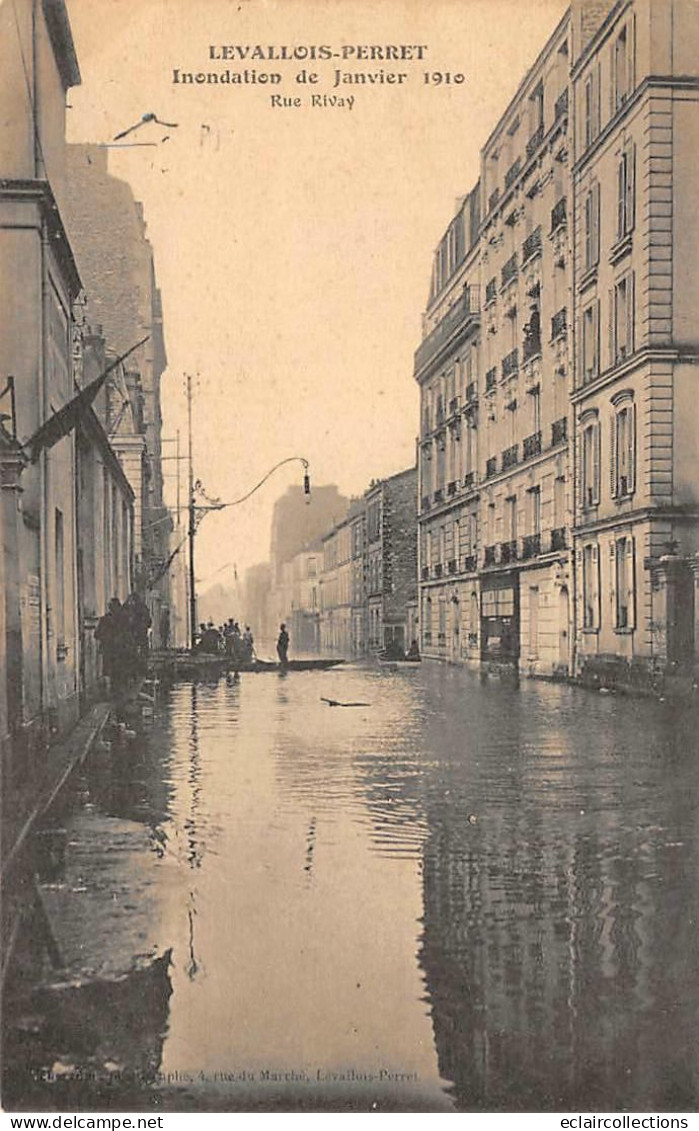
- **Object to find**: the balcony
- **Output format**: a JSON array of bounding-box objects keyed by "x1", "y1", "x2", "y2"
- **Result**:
[
  {"x1": 463, "y1": 554, "x2": 477, "y2": 573},
  {"x1": 526, "y1": 123, "x2": 544, "y2": 161},
  {"x1": 486, "y1": 367, "x2": 497, "y2": 393},
  {"x1": 551, "y1": 417, "x2": 568, "y2": 446},
  {"x1": 488, "y1": 187, "x2": 500, "y2": 213},
  {"x1": 435, "y1": 563, "x2": 443, "y2": 578},
  {"x1": 550, "y1": 527, "x2": 567, "y2": 551},
  {"x1": 448, "y1": 480, "x2": 457, "y2": 496},
  {"x1": 522, "y1": 532, "x2": 541, "y2": 560},
  {"x1": 448, "y1": 559, "x2": 457, "y2": 574},
  {"x1": 448, "y1": 396, "x2": 460, "y2": 416},
  {"x1": 523, "y1": 323, "x2": 541, "y2": 362},
  {"x1": 501, "y1": 253, "x2": 518, "y2": 288},
  {"x1": 421, "y1": 495, "x2": 431, "y2": 511},
  {"x1": 502, "y1": 443, "x2": 519, "y2": 470},
  {"x1": 465, "y1": 382, "x2": 477, "y2": 404},
  {"x1": 485, "y1": 277, "x2": 497, "y2": 305},
  {"x1": 484, "y1": 544, "x2": 497, "y2": 566},
  {"x1": 434, "y1": 488, "x2": 444, "y2": 504},
  {"x1": 485, "y1": 456, "x2": 498, "y2": 479},
  {"x1": 414, "y1": 287, "x2": 480, "y2": 376},
  {"x1": 421, "y1": 565, "x2": 429, "y2": 580},
  {"x1": 523, "y1": 431, "x2": 542, "y2": 460},
  {"x1": 463, "y1": 470, "x2": 475, "y2": 490},
  {"x1": 501, "y1": 348, "x2": 519, "y2": 380},
  {"x1": 522, "y1": 226, "x2": 542, "y2": 265},
  {"x1": 551, "y1": 307, "x2": 568, "y2": 341},
  {"x1": 505, "y1": 157, "x2": 521, "y2": 191},
  {"x1": 500, "y1": 539, "x2": 518, "y2": 563},
  {"x1": 550, "y1": 196, "x2": 567, "y2": 232},
  {"x1": 554, "y1": 87, "x2": 569, "y2": 121}
]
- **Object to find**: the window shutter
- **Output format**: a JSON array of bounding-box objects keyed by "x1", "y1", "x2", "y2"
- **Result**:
[
  {"x1": 628, "y1": 401, "x2": 636, "y2": 494},
  {"x1": 585, "y1": 192, "x2": 592, "y2": 268},
  {"x1": 627, "y1": 271, "x2": 635, "y2": 355},
  {"x1": 593, "y1": 544, "x2": 601, "y2": 629},
  {"x1": 608, "y1": 286, "x2": 615, "y2": 368},
  {"x1": 610, "y1": 541, "x2": 618, "y2": 629},
  {"x1": 610, "y1": 43, "x2": 616, "y2": 116},
  {"x1": 596, "y1": 63, "x2": 602, "y2": 135},
  {"x1": 593, "y1": 422, "x2": 601, "y2": 504},
  {"x1": 617, "y1": 158, "x2": 625, "y2": 239},
  {"x1": 593, "y1": 182, "x2": 600, "y2": 265},
  {"x1": 626, "y1": 144, "x2": 635, "y2": 233},
  {"x1": 610, "y1": 412, "x2": 617, "y2": 497},
  {"x1": 627, "y1": 536, "x2": 636, "y2": 630},
  {"x1": 594, "y1": 300, "x2": 600, "y2": 377}
]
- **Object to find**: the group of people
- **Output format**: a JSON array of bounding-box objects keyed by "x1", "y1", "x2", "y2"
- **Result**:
[
  {"x1": 95, "y1": 592, "x2": 152, "y2": 700},
  {"x1": 196, "y1": 618, "x2": 255, "y2": 663}
]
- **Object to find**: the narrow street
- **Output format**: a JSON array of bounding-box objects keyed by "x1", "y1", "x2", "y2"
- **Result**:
[{"x1": 5, "y1": 666, "x2": 698, "y2": 1113}]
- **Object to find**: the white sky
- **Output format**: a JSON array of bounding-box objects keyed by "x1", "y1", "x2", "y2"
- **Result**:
[{"x1": 65, "y1": 0, "x2": 566, "y2": 583}]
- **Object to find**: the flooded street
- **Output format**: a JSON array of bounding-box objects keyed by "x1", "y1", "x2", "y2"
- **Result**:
[{"x1": 8, "y1": 666, "x2": 699, "y2": 1112}]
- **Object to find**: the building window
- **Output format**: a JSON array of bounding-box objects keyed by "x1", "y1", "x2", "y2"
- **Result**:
[
  {"x1": 582, "y1": 300, "x2": 599, "y2": 382},
  {"x1": 611, "y1": 397, "x2": 636, "y2": 497},
  {"x1": 613, "y1": 535, "x2": 635, "y2": 630},
  {"x1": 584, "y1": 65, "x2": 601, "y2": 148},
  {"x1": 616, "y1": 145, "x2": 635, "y2": 240},
  {"x1": 582, "y1": 542, "x2": 600, "y2": 629},
  {"x1": 584, "y1": 182, "x2": 600, "y2": 270},
  {"x1": 612, "y1": 273, "x2": 634, "y2": 363},
  {"x1": 613, "y1": 23, "x2": 633, "y2": 111},
  {"x1": 582, "y1": 419, "x2": 600, "y2": 507},
  {"x1": 528, "y1": 486, "x2": 541, "y2": 535}
]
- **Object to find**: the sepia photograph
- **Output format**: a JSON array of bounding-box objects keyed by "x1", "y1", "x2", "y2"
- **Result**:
[{"x1": 1, "y1": 0, "x2": 698, "y2": 1116}]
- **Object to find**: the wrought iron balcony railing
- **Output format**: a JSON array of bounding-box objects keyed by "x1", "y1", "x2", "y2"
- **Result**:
[
  {"x1": 465, "y1": 382, "x2": 477, "y2": 404},
  {"x1": 484, "y1": 544, "x2": 497, "y2": 566},
  {"x1": 485, "y1": 456, "x2": 498, "y2": 479},
  {"x1": 448, "y1": 396, "x2": 460, "y2": 416},
  {"x1": 463, "y1": 554, "x2": 477, "y2": 573},
  {"x1": 486, "y1": 367, "x2": 497, "y2": 392},
  {"x1": 435, "y1": 563, "x2": 443, "y2": 578},
  {"x1": 550, "y1": 527, "x2": 567, "y2": 551},
  {"x1": 522, "y1": 226, "x2": 542, "y2": 265},
  {"x1": 551, "y1": 417, "x2": 568, "y2": 446},
  {"x1": 448, "y1": 480, "x2": 457, "y2": 496},
  {"x1": 414, "y1": 286, "x2": 480, "y2": 375},
  {"x1": 523, "y1": 431, "x2": 542, "y2": 460},
  {"x1": 485, "y1": 277, "x2": 497, "y2": 304},
  {"x1": 555, "y1": 87, "x2": 569, "y2": 121},
  {"x1": 502, "y1": 348, "x2": 519, "y2": 379},
  {"x1": 550, "y1": 196, "x2": 567, "y2": 232},
  {"x1": 502, "y1": 443, "x2": 519, "y2": 470},
  {"x1": 505, "y1": 157, "x2": 521, "y2": 191},
  {"x1": 551, "y1": 307, "x2": 568, "y2": 340},
  {"x1": 500, "y1": 539, "x2": 518, "y2": 563},
  {"x1": 526, "y1": 123, "x2": 544, "y2": 161},
  {"x1": 434, "y1": 488, "x2": 444, "y2": 504},
  {"x1": 448, "y1": 559, "x2": 457, "y2": 574},
  {"x1": 522, "y1": 533, "x2": 541, "y2": 560},
  {"x1": 463, "y1": 470, "x2": 475, "y2": 490},
  {"x1": 501, "y1": 253, "x2": 518, "y2": 288}
]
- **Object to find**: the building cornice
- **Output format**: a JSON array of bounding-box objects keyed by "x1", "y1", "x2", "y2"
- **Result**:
[
  {"x1": 573, "y1": 76, "x2": 699, "y2": 177},
  {"x1": 574, "y1": 505, "x2": 699, "y2": 537},
  {"x1": 42, "y1": 0, "x2": 81, "y2": 89},
  {"x1": 0, "y1": 178, "x2": 82, "y2": 298},
  {"x1": 570, "y1": 346, "x2": 699, "y2": 405}
]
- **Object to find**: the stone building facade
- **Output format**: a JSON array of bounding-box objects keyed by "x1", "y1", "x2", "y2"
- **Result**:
[{"x1": 415, "y1": 0, "x2": 699, "y2": 684}]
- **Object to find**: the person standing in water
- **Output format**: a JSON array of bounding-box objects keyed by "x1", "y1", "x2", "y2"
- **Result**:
[{"x1": 276, "y1": 623, "x2": 289, "y2": 668}]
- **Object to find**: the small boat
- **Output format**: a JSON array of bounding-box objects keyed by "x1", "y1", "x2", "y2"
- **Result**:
[
  {"x1": 376, "y1": 651, "x2": 421, "y2": 665},
  {"x1": 149, "y1": 652, "x2": 345, "y2": 677}
]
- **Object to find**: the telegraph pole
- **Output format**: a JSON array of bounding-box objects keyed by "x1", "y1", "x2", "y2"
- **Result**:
[{"x1": 186, "y1": 374, "x2": 197, "y2": 649}]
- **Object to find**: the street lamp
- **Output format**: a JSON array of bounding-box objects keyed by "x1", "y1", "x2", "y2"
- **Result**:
[{"x1": 187, "y1": 456, "x2": 311, "y2": 649}]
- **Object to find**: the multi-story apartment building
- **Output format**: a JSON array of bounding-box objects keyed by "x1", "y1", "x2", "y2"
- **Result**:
[
  {"x1": 478, "y1": 11, "x2": 573, "y2": 676},
  {"x1": 570, "y1": 0, "x2": 699, "y2": 685},
  {"x1": 365, "y1": 467, "x2": 419, "y2": 654},
  {"x1": 320, "y1": 518, "x2": 352, "y2": 654},
  {"x1": 416, "y1": 0, "x2": 698, "y2": 683},
  {"x1": 417, "y1": 187, "x2": 483, "y2": 665}
]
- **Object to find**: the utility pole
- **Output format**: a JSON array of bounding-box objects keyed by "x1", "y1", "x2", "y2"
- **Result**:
[{"x1": 186, "y1": 374, "x2": 196, "y2": 650}]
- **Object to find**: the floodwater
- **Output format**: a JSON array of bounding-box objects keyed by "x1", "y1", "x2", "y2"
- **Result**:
[{"x1": 6, "y1": 664, "x2": 699, "y2": 1112}]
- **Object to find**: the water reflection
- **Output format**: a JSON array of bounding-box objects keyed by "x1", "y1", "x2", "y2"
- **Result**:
[{"x1": 4, "y1": 665, "x2": 697, "y2": 1112}]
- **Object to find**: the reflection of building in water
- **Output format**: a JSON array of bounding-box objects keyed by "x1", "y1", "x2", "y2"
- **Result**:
[{"x1": 418, "y1": 742, "x2": 699, "y2": 1111}]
